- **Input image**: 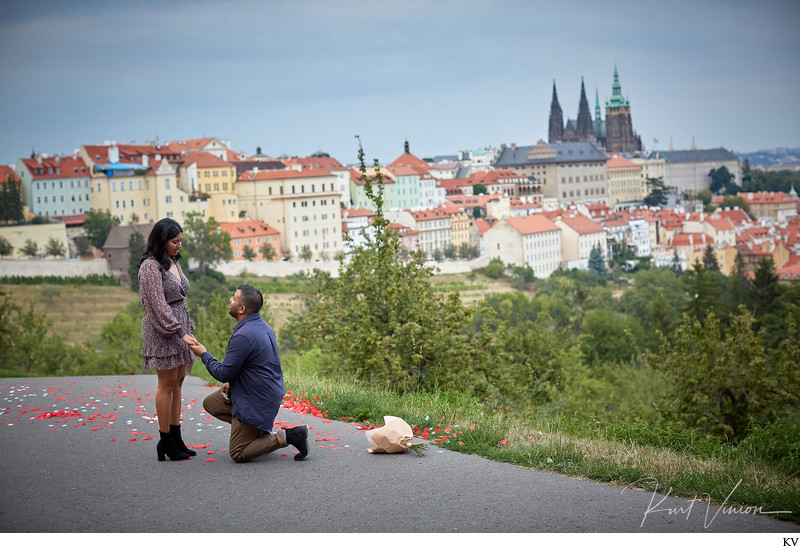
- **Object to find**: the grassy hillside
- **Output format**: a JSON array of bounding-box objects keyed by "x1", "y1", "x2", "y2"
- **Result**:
[{"x1": 0, "y1": 284, "x2": 139, "y2": 346}]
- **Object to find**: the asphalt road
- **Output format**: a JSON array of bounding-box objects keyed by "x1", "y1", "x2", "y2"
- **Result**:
[{"x1": 0, "y1": 374, "x2": 796, "y2": 534}]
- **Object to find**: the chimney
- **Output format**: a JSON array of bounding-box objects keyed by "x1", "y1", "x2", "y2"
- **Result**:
[
  {"x1": 108, "y1": 144, "x2": 120, "y2": 163},
  {"x1": 142, "y1": 154, "x2": 149, "y2": 167},
  {"x1": 252, "y1": 166, "x2": 259, "y2": 174}
]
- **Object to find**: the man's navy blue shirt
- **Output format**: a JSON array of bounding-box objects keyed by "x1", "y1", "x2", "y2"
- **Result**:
[{"x1": 200, "y1": 313, "x2": 284, "y2": 432}]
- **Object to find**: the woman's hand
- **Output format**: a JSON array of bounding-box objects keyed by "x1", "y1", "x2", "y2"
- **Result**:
[{"x1": 181, "y1": 334, "x2": 199, "y2": 346}]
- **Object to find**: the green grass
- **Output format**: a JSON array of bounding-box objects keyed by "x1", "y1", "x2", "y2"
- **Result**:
[{"x1": 190, "y1": 351, "x2": 800, "y2": 525}]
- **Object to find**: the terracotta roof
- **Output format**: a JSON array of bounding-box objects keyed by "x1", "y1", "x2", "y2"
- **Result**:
[
  {"x1": 705, "y1": 217, "x2": 735, "y2": 231},
  {"x1": 387, "y1": 152, "x2": 430, "y2": 170},
  {"x1": 668, "y1": 233, "x2": 714, "y2": 247},
  {"x1": 410, "y1": 208, "x2": 450, "y2": 221},
  {"x1": 607, "y1": 154, "x2": 641, "y2": 169},
  {"x1": 557, "y1": 213, "x2": 605, "y2": 235},
  {"x1": 342, "y1": 207, "x2": 375, "y2": 218},
  {"x1": 0, "y1": 165, "x2": 16, "y2": 182},
  {"x1": 740, "y1": 191, "x2": 798, "y2": 204},
  {"x1": 218, "y1": 220, "x2": 279, "y2": 236},
  {"x1": 474, "y1": 219, "x2": 495, "y2": 236},
  {"x1": 505, "y1": 214, "x2": 561, "y2": 235},
  {"x1": 183, "y1": 151, "x2": 235, "y2": 168},
  {"x1": 21, "y1": 156, "x2": 89, "y2": 179},
  {"x1": 284, "y1": 156, "x2": 347, "y2": 171}
]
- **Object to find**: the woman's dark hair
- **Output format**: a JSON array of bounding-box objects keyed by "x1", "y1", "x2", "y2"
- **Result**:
[{"x1": 138, "y1": 218, "x2": 183, "y2": 271}]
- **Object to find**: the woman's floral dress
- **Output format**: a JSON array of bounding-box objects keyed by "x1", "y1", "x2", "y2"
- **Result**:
[{"x1": 138, "y1": 257, "x2": 195, "y2": 371}]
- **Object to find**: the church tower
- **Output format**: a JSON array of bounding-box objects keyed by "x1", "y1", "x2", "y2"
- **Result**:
[
  {"x1": 575, "y1": 78, "x2": 594, "y2": 141},
  {"x1": 548, "y1": 81, "x2": 564, "y2": 143},
  {"x1": 604, "y1": 64, "x2": 642, "y2": 153}
]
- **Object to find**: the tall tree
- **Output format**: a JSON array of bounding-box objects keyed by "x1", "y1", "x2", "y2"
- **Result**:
[
  {"x1": 83, "y1": 210, "x2": 120, "y2": 249},
  {"x1": 702, "y1": 244, "x2": 720, "y2": 272},
  {"x1": 299, "y1": 245, "x2": 313, "y2": 261},
  {"x1": 0, "y1": 175, "x2": 24, "y2": 224},
  {"x1": 709, "y1": 166, "x2": 734, "y2": 195},
  {"x1": 127, "y1": 229, "x2": 146, "y2": 292},
  {"x1": 181, "y1": 213, "x2": 232, "y2": 274},
  {"x1": 644, "y1": 176, "x2": 667, "y2": 207},
  {"x1": 243, "y1": 245, "x2": 256, "y2": 261},
  {"x1": 588, "y1": 243, "x2": 607, "y2": 276},
  {"x1": 285, "y1": 138, "x2": 496, "y2": 394}
]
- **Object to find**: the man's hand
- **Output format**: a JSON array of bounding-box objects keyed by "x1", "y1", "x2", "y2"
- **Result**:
[
  {"x1": 220, "y1": 382, "x2": 231, "y2": 403},
  {"x1": 187, "y1": 339, "x2": 207, "y2": 357}
]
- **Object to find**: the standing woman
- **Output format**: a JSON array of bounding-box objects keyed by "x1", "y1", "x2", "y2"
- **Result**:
[{"x1": 138, "y1": 218, "x2": 198, "y2": 461}]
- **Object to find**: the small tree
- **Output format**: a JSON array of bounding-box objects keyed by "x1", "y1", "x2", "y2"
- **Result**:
[
  {"x1": 74, "y1": 235, "x2": 93, "y2": 258},
  {"x1": 484, "y1": 258, "x2": 505, "y2": 279},
  {"x1": 243, "y1": 245, "x2": 256, "y2": 261},
  {"x1": 21, "y1": 239, "x2": 38, "y2": 257},
  {"x1": 259, "y1": 241, "x2": 275, "y2": 261},
  {"x1": 44, "y1": 237, "x2": 66, "y2": 258},
  {"x1": 473, "y1": 184, "x2": 488, "y2": 195},
  {"x1": 443, "y1": 243, "x2": 456, "y2": 260},
  {"x1": 0, "y1": 236, "x2": 13, "y2": 257},
  {"x1": 457, "y1": 242, "x2": 474, "y2": 259},
  {"x1": 299, "y1": 245, "x2": 313, "y2": 261},
  {"x1": 588, "y1": 243, "x2": 607, "y2": 276},
  {"x1": 432, "y1": 248, "x2": 444, "y2": 262}
]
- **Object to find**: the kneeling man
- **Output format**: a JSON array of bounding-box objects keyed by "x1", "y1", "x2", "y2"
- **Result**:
[{"x1": 188, "y1": 284, "x2": 308, "y2": 462}]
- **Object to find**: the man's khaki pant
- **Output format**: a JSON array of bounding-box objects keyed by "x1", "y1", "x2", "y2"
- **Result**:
[{"x1": 203, "y1": 390, "x2": 287, "y2": 463}]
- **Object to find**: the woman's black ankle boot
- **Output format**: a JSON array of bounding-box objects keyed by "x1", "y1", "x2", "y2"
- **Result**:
[
  {"x1": 157, "y1": 430, "x2": 190, "y2": 461},
  {"x1": 169, "y1": 424, "x2": 196, "y2": 456}
]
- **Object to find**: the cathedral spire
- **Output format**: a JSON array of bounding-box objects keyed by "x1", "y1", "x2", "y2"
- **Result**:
[
  {"x1": 576, "y1": 77, "x2": 593, "y2": 140},
  {"x1": 595, "y1": 86, "x2": 602, "y2": 122},
  {"x1": 606, "y1": 62, "x2": 629, "y2": 108},
  {"x1": 548, "y1": 80, "x2": 564, "y2": 143}
]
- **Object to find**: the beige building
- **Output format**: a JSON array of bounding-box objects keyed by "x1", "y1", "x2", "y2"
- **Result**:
[
  {"x1": 483, "y1": 214, "x2": 562, "y2": 278},
  {"x1": 494, "y1": 140, "x2": 609, "y2": 206},
  {"x1": 606, "y1": 154, "x2": 644, "y2": 206},
  {"x1": 657, "y1": 148, "x2": 742, "y2": 195},
  {"x1": 408, "y1": 208, "x2": 451, "y2": 256},
  {"x1": 554, "y1": 213, "x2": 607, "y2": 267},
  {"x1": 235, "y1": 168, "x2": 341, "y2": 260}
]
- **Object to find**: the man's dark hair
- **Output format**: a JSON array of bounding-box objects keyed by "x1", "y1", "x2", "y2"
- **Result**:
[{"x1": 238, "y1": 284, "x2": 263, "y2": 314}]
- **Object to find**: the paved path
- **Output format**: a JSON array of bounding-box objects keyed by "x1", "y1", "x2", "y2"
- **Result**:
[{"x1": 0, "y1": 375, "x2": 795, "y2": 533}]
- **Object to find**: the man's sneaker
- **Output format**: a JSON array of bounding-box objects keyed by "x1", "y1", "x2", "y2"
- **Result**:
[{"x1": 285, "y1": 424, "x2": 309, "y2": 461}]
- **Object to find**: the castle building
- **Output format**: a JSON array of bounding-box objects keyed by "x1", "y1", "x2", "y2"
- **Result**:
[{"x1": 549, "y1": 64, "x2": 642, "y2": 154}]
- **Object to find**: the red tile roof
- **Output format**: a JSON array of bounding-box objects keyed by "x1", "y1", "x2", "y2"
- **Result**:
[
  {"x1": 557, "y1": 213, "x2": 605, "y2": 235},
  {"x1": 21, "y1": 156, "x2": 89, "y2": 179},
  {"x1": 182, "y1": 151, "x2": 235, "y2": 168},
  {"x1": 505, "y1": 214, "x2": 561, "y2": 235},
  {"x1": 668, "y1": 233, "x2": 714, "y2": 247},
  {"x1": 387, "y1": 152, "x2": 430, "y2": 170},
  {"x1": 219, "y1": 220, "x2": 279, "y2": 237}
]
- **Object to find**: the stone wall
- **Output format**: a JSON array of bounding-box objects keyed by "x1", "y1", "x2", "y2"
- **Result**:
[{"x1": 0, "y1": 259, "x2": 111, "y2": 277}]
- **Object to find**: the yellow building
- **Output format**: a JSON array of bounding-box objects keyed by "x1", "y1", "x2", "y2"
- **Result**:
[
  {"x1": 80, "y1": 144, "x2": 203, "y2": 225},
  {"x1": 606, "y1": 154, "x2": 644, "y2": 206}
]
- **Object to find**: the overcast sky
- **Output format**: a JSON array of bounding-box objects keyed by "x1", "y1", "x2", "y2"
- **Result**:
[{"x1": 1, "y1": 0, "x2": 798, "y2": 167}]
